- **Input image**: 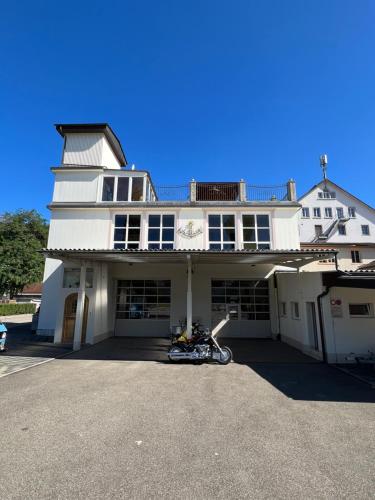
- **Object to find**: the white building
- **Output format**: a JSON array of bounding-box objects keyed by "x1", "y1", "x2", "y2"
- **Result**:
[
  {"x1": 298, "y1": 179, "x2": 375, "y2": 271},
  {"x1": 37, "y1": 124, "x2": 375, "y2": 364}
]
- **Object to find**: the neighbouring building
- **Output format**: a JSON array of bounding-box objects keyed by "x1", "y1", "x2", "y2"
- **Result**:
[
  {"x1": 298, "y1": 179, "x2": 375, "y2": 271},
  {"x1": 37, "y1": 124, "x2": 375, "y2": 363}
]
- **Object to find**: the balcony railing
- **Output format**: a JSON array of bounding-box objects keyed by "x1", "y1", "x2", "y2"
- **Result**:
[
  {"x1": 154, "y1": 185, "x2": 190, "y2": 201},
  {"x1": 246, "y1": 184, "x2": 288, "y2": 201},
  {"x1": 152, "y1": 182, "x2": 291, "y2": 202}
]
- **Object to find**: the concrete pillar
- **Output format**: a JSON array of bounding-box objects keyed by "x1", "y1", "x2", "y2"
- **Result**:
[
  {"x1": 186, "y1": 255, "x2": 192, "y2": 338},
  {"x1": 73, "y1": 263, "x2": 87, "y2": 351},
  {"x1": 287, "y1": 179, "x2": 297, "y2": 201},
  {"x1": 190, "y1": 179, "x2": 197, "y2": 202},
  {"x1": 239, "y1": 179, "x2": 247, "y2": 201}
]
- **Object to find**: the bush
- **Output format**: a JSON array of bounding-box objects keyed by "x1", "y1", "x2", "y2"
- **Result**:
[{"x1": 0, "y1": 303, "x2": 36, "y2": 316}]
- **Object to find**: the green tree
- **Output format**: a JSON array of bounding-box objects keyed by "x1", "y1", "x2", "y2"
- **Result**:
[{"x1": 0, "y1": 210, "x2": 49, "y2": 298}]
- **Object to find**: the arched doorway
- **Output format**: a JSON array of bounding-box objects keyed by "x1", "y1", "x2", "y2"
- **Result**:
[{"x1": 62, "y1": 293, "x2": 89, "y2": 344}]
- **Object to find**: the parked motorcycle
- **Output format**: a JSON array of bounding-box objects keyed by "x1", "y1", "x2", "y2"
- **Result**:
[{"x1": 168, "y1": 323, "x2": 232, "y2": 365}]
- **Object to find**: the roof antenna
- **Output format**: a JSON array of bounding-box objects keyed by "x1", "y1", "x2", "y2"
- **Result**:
[
  {"x1": 131, "y1": 164, "x2": 136, "y2": 170},
  {"x1": 320, "y1": 154, "x2": 328, "y2": 182}
]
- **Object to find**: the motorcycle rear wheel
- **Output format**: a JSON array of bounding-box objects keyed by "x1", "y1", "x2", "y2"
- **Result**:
[{"x1": 217, "y1": 346, "x2": 233, "y2": 365}]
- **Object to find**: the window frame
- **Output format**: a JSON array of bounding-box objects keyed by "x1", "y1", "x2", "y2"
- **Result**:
[
  {"x1": 147, "y1": 213, "x2": 176, "y2": 250},
  {"x1": 301, "y1": 207, "x2": 310, "y2": 218},
  {"x1": 291, "y1": 301, "x2": 300, "y2": 320},
  {"x1": 348, "y1": 207, "x2": 356, "y2": 218},
  {"x1": 349, "y1": 303, "x2": 374, "y2": 318},
  {"x1": 336, "y1": 207, "x2": 344, "y2": 219},
  {"x1": 361, "y1": 225, "x2": 370, "y2": 236},
  {"x1": 241, "y1": 213, "x2": 271, "y2": 250},
  {"x1": 112, "y1": 214, "x2": 142, "y2": 249},
  {"x1": 351, "y1": 250, "x2": 361, "y2": 263},
  {"x1": 313, "y1": 207, "x2": 321, "y2": 218},
  {"x1": 324, "y1": 207, "x2": 333, "y2": 218},
  {"x1": 207, "y1": 213, "x2": 237, "y2": 250},
  {"x1": 314, "y1": 225, "x2": 323, "y2": 238},
  {"x1": 338, "y1": 223, "x2": 346, "y2": 236},
  {"x1": 116, "y1": 279, "x2": 171, "y2": 320},
  {"x1": 280, "y1": 302, "x2": 287, "y2": 317}
]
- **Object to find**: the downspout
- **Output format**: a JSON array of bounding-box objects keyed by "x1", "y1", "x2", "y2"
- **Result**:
[{"x1": 317, "y1": 251, "x2": 339, "y2": 363}]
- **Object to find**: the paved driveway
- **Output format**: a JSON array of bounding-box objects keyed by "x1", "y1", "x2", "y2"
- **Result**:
[{"x1": 0, "y1": 339, "x2": 374, "y2": 499}]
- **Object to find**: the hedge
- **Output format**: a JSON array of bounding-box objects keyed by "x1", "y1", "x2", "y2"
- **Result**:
[{"x1": 0, "y1": 303, "x2": 36, "y2": 315}]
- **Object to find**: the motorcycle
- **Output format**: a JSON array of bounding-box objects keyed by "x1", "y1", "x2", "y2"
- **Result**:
[{"x1": 168, "y1": 323, "x2": 233, "y2": 365}]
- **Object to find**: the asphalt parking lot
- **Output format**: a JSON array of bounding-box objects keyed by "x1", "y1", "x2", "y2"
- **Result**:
[{"x1": 1, "y1": 338, "x2": 374, "y2": 499}]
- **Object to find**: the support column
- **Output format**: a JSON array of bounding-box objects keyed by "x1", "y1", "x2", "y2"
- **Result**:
[
  {"x1": 186, "y1": 255, "x2": 192, "y2": 338},
  {"x1": 73, "y1": 263, "x2": 87, "y2": 351}
]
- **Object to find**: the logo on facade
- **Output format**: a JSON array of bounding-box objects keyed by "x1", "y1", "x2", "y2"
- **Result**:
[{"x1": 177, "y1": 221, "x2": 203, "y2": 239}]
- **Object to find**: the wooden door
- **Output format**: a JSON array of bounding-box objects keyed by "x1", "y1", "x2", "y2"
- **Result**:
[{"x1": 62, "y1": 293, "x2": 89, "y2": 344}]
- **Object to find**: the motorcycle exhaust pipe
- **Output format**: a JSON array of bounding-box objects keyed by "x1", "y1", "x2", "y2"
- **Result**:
[{"x1": 168, "y1": 352, "x2": 199, "y2": 360}]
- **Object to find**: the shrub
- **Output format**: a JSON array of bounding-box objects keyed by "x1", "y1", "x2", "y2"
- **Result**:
[{"x1": 0, "y1": 303, "x2": 36, "y2": 316}]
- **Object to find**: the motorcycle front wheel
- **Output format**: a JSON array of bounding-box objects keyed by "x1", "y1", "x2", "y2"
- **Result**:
[
  {"x1": 217, "y1": 346, "x2": 233, "y2": 365},
  {"x1": 168, "y1": 345, "x2": 183, "y2": 362}
]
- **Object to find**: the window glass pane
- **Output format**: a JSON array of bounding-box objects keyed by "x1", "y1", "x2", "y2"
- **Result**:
[
  {"x1": 222, "y1": 214, "x2": 235, "y2": 227},
  {"x1": 223, "y1": 243, "x2": 235, "y2": 250},
  {"x1": 209, "y1": 244, "x2": 221, "y2": 250},
  {"x1": 115, "y1": 215, "x2": 127, "y2": 227},
  {"x1": 148, "y1": 243, "x2": 160, "y2": 249},
  {"x1": 243, "y1": 215, "x2": 255, "y2": 227},
  {"x1": 208, "y1": 215, "x2": 221, "y2": 227},
  {"x1": 117, "y1": 177, "x2": 129, "y2": 201},
  {"x1": 114, "y1": 229, "x2": 126, "y2": 241},
  {"x1": 257, "y1": 215, "x2": 269, "y2": 227},
  {"x1": 223, "y1": 228, "x2": 236, "y2": 241},
  {"x1": 149, "y1": 215, "x2": 161, "y2": 227},
  {"x1": 128, "y1": 215, "x2": 141, "y2": 227},
  {"x1": 209, "y1": 229, "x2": 221, "y2": 241},
  {"x1": 349, "y1": 304, "x2": 371, "y2": 316},
  {"x1": 162, "y1": 228, "x2": 174, "y2": 241},
  {"x1": 114, "y1": 243, "x2": 126, "y2": 249},
  {"x1": 161, "y1": 243, "x2": 174, "y2": 249},
  {"x1": 257, "y1": 229, "x2": 270, "y2": 242},
  {"x1": 128, "y1": 229, "x2": 140, "y2": 241},
  {"x1": 162, "y1": 215, "x2": 174, "y2": 227},
  {"x1": 63, "y1": 268, "x2": 80, "y2": 288},
  {"x1": 148, "y1": 228, "x2": 160, "y2": 241},
  {"x1": 102, "y1": 177, "x2": 114, "y2": 201},
  {"x1": 116, "y1": 280, "x2": 171, "y2": 319},
  {"x1": 131, "y1": 178, "x2": 144, "y2": 201},
  {"x1": 243, "y1": 229, "x2": 256, "y2": 241},
  {"x1": 244, "y1": 242, "x2": 257, "y2": 249},
  {"x1": 258, "y1": 243, "x2": 270, "y2": 249}
]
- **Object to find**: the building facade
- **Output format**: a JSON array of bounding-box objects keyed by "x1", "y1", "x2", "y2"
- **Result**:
[
  {"x1": 298, "y1": 179, "x2": 375, "y2": 271},
  {"x1": 38, "y1": 124, "x2": 334, "y2": 350}
]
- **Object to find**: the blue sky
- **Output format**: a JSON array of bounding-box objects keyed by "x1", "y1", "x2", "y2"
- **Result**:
[{"x1": 1, "y1": 0, "x2": 375, "y2": 219}]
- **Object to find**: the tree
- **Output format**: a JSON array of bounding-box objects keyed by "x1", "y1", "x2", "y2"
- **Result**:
[{"x1": 0, "y1": 210, "x2": 49, "y2": 298}]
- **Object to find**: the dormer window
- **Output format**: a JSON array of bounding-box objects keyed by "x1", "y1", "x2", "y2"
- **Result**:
[{"x1": 318, "y1": 190, "x2": 336, "y2": 199}]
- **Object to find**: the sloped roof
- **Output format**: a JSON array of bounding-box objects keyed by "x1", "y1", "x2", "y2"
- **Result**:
[{"x1": 298, "y1": 178, "x2": 374, "y2": 212}]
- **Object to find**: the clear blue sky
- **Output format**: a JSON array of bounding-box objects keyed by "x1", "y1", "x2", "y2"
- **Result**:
[{"x1": 1, "y1": 0, "x2": 375, "y2": 219}]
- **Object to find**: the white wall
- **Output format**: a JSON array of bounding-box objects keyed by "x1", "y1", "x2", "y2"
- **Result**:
[
  {"x1": 52, "y1": 171, "x2": 99, "y2": 202},
  {"x1": 324, "y1": 287, "x2": 375, "y2": 363},
  {"x1": 277, "y1": 271, "x2": 324, "y2": 359},
  {"x1": 48, "y1": 209, "x2": 112, "y2": 249},
  {"x1": 63, "y1": 133, "x2": 121, "y2": 169},
  {"x1": 273, "y1": 209, "x2": 300, "y2": 249}
]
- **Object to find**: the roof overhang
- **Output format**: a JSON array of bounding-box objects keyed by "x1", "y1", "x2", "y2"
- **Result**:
[
  {"x1": 322, "y1": 271, "x2": 375, "y2": 289},
  {"x1": 55, "y1": 123, "x2": 127, "y2": 167},
  {"x1": 41, "y1": 248, "x2": 337, "y2": 268}
]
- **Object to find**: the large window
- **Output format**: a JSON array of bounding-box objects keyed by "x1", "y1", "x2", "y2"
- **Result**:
[
  {"x1": 211, "y1": 280, "x2": 270, "y2": 320},
  {"x1": 148, "y1": 215, "x2": 175, "y2": 249},
  {"x1": 242, "y1": 214, "x2": 270, "y2": 249},
  {"x1": 208, "y1": 214, "x2": 235, "y2": 250},
  {"x1": 102, "y1": 177, "x2": 115, "y2": 201},
  {"x1": 117, "y1": 178, "x2": 129, "y2": 201},
  {"x1": 113, "y1": 215, "x2": 141, "y2": 249},
  {"x1": 132, "y1": 178, "x2": 144, "y2": 201},
  {"x1": 116, "y1": 280, "x2": 171, "y2": 319}
]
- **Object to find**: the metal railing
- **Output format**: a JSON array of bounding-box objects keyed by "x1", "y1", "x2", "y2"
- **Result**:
[
  {"x1": 196, "y1": 182, "x2": 240, "y2": 201},
  {"x1": 246, "y1": 184, "x2": 288, "y2": 201},
  {"x1": 154, "y1": 185, "x2": 190, "y2": 201}
]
